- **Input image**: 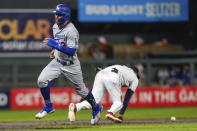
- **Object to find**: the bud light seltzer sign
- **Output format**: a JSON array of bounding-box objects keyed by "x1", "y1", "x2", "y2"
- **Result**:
[{"x1": 78, "y1": 0, "x2": 188, "y2": 22}]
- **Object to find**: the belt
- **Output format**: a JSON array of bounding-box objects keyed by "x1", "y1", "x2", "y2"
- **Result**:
[{"x1": 56, "y1": 59, "x2": 74, "y2": 66}]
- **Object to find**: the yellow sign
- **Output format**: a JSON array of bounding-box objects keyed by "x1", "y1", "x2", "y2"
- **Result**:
[{"x1": 0, "y1": 19, "x2": 50, "y2": 40}]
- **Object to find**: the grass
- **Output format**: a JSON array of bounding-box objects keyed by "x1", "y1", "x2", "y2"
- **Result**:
[
  {"x1": 0, "y1": 107, "x2": 197, "y2": 122},
  {"x1": 26, "y1": 123, "x2": 197, "y2": 131},
  {"x1": 0, "y1": 107, "x2": 197, "y2": 131}
]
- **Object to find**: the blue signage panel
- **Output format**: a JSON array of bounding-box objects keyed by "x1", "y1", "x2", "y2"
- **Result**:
[
  {"x1": 0, "y1": 11, "x2": 55, "y2": 53},
  {"x1": 78, "y1": 0, "x2": 188, "y2": 22},
  {"x1": 0, "y1": 90, "x2": 10, "y2": 109}
]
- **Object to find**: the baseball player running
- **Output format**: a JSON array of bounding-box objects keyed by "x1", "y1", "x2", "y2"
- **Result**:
[
  {"x1": 35, "y1": 4, "x2": 102, "y2": 125},
  {"x1": 68, "y1": 65, "x2": 140, "y2": 123}
]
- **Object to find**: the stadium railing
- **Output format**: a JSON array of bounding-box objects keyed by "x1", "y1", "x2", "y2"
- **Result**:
[{"x1": 0, "y1": 57, "x2": 197, "y2": 88}]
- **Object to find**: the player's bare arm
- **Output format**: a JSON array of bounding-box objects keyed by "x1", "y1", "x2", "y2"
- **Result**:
[
  {"x1": 43, "y1": 38, "x2": 49, "y2": 45},
  {"x1": 43, "y1": 38, "x2": 55, "y2": 59},
  {"x1": 50, "y1": 50, "x2": 55, "y2": 59}
]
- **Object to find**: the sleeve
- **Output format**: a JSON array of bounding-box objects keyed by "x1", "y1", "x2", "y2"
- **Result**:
[
  {"x1": 128, "y1": 77, "x2": 139, "y2": 92},
  {"x1": 48, "y1": 38, "x2": 76, "y2": 56},
  {"x1": 66, "y1": 31, "x2": 78, "y2": 49},
  {"x1": 119, "y1": 88, "x2": 134, "y2": 115}
]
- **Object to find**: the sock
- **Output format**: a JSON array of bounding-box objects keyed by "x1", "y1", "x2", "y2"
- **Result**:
[
  {"x1": 120, "y1": 89, "x2": 134, "y2": 115},
  {"x1": 84, "y1": 91, "x2": 97, "y2": 111},
  {"x1": 40, "y1": 87, "x2": 51, "y2": 105},
  {"x1": 40, "y1": 80, "x2": 54, "y2": 105},
  {"x1": 74, "y1": 108, "x2": 77, "y2": 112}
]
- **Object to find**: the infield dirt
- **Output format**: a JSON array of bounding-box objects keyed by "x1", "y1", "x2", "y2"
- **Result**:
[{"x1": 0, "y1": 118, "x2": 197, "y2": 130}]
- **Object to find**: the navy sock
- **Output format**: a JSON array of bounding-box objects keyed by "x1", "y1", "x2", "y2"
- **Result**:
[
  {"x1": 40, "y1": 80, "x2": 54, "y2": 105},
  {"x1": 120, "y1": 89, "x2": 134, "y2": 115},
  {"x1": 40, "y1": 87, "x2": 51, "y2": 104},
  {"x1": 85, "y1": 91, "x2": 97, "y2": 111}
]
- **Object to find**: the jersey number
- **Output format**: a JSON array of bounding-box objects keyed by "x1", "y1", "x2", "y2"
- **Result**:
[
  {"x1": 111, "y1": 68, "x2": 118, "y2": 74},
  {"x1": 61, "y1": 42, "x2": 67, "y2": 46}
]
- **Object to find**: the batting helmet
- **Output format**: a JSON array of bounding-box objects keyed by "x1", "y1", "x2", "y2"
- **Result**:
[{"x1": 53, "y1": 4, "x2": 71, "y2": 24}]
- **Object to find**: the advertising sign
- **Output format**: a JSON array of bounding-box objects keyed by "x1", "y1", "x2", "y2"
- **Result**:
[
  {"x1": 10, "y1": 88, "x2": 82, "y2": 109},
  {"x1": 10, "y1": 87, "x2": 197, "y2": 109},
  {"x1": 0, "y1": 90, "x2": 10, "y2": 109},
  {"x1": 79, "y1": 0, "x2": 188, "y2": 22},
  {"x1": 0, "y1": 10, "x2": 54, "y2": 53},
  {"x1": 125, "y1": 87, "x2": 197, "y2": 107}
]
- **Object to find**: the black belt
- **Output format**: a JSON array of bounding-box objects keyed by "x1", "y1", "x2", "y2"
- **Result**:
[{"x1": 56, "y1": 59, "x2": 74, "y2": 66}]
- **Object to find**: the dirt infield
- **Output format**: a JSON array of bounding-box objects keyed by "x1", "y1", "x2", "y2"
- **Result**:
[{"x1": 0, "y1": 118, "x2": 197, "y2": 130}]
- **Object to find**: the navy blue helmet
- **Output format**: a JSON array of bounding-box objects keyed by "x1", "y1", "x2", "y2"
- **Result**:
[{"x1": 53, "y1": 4, "x2": 71, "y2": 24}]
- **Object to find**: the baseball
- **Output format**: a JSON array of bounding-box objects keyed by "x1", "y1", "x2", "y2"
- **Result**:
[{"x1": 170, "y1": 116, "x2": 176, "y2": 121}]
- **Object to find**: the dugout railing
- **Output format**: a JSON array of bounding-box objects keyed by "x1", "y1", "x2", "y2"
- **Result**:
[{"x1": 0, "y1": 57, "x2": 196, "y2": 88}]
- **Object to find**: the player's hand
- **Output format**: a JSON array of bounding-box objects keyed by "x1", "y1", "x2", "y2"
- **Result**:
[
  {"x1": 118, "y1": 114, "x2": 123, "y2": 122},
  {"x1": 43, "y1": 38, "x2": 50, "y2": 45},
  {"x1": 50, "y1": 50, "x2": 55, "y2": 59}
]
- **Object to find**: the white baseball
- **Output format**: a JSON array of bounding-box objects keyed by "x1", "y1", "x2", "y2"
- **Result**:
[{"x1": 171, "y1": 116, "x2": 176, "y2": 121}]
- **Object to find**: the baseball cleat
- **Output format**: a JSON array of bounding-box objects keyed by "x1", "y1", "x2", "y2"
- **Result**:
[
  {"x1": 91, "y1": 104, "x2": 103, "y2": 125},
  {"x1": 35, "y1": 103, "x2": 55, "y2": 119},
  {"x1": 68, "y1": 103, "x2": 76, "y2": 122},
  {"x1": 106, "y1": 112, "x2": 122, "y2": 123}
]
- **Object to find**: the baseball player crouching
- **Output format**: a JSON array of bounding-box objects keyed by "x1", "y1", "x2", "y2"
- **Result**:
[
  {"x1": 68, "y1": 65, "x2": 140, "y2": 123},
  {"x1": 35, "y1": 4, "x2": 102, "y2": 125}
]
